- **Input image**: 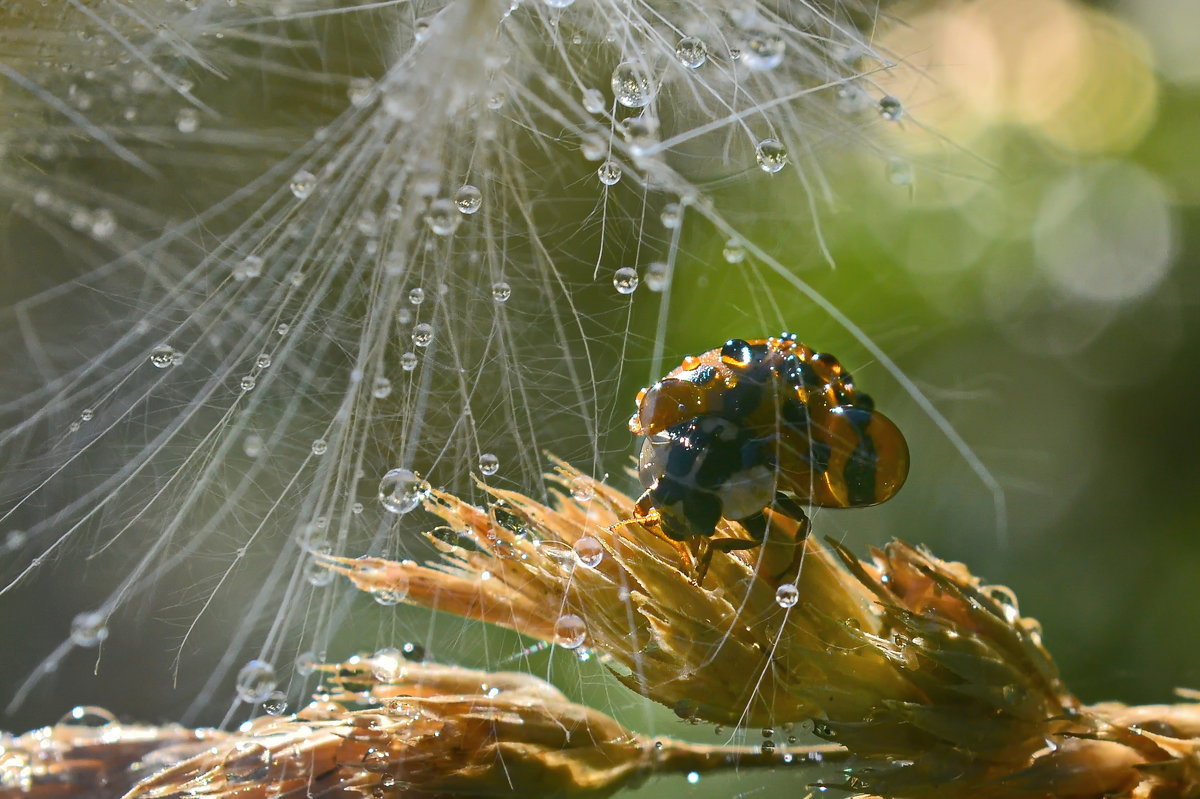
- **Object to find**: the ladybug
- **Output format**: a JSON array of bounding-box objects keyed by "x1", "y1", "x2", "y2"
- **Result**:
[{"x1": 625, "y1": 333, "x2": 909, "y2": 583}]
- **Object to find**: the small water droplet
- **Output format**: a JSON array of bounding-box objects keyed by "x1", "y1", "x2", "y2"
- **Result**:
[
  {"x1": 239, "y1": 375, "x2": 256, "y2": 391},
  {"x1": 378, "y1": 468, "x2": 430, "y2": 514},
  {"x1": 553, "y1": 614, "x2": 587, "y2": 649},
  {"x1": 660, "y1": 203, "x2": 682, "y2": 228},
  {"x1": 261, "y1": 691, "x2": 287, "y2": 715},
  {"x1": 408, "y1": 287, "x2": 425, "y2": 305},
  {"x1": 80, "y1": 408, "x2": 94, "y2": 422},
  {"x1": 400, "y1": 352, "x2": 419, "y2": 371},
  {"x1": 371, "y1": 647, "x2": 405, "y2": 681},
  {"x1": 372, "y1": 376, "x2": 393, "y2": 399},
  {"x1": 276, "y1": 323, "x2": 290, "y2": 336},
  {"x1": 491, "y1": 281, "x2": 511, "y2": 302},
  {"x1": 295, "y1": 651, "x2": 319, "y2": 676},
  {"x1": 411, "y1": 322, "x2": 434, "y2": 347},
  {"x1": 879, "y1": 95, "x2": 903, "y2": 121},
  {"x1": 580, "y1": 134, "x2": 606, "y2": 161},
  {"x1": 305, "y1": 554, "x2": 335, "y2": 586},
  {"x1": 175, "y1": 107, "x2": 199, "y2": 133},
  {"x1": 755, "y1": 138, "x2": 788, "y2": 173},
  {"x1": 675, "y1": 36, "x2": 708, "y2": 69},
  {"x1": 573, "y1": 537, "x2": 603, "y2": 568},
  {"x1": 571, "y1": 480, "x2": 595, "y2": 502},
  {"x1": 290, "y1": 170, "x2": 316, "y2": 199},
  {"x1": 644, "y1": 261, "x2": 668, "y2": 292},
  {"x1": 722, "y1": 239, "x2": 746, "y2": 263},
  {"x1": 478, "y1": 452, "x2": 500, "y2": 476},
  {"x1": 761, "y1": 739, "x2": 776, "y2": 754},
  {"x1": 348, "y1": 77, "x2": 374, "y2": 107},
  {"x1": 311, "y1": 438, "x2": 327, "y2": 455},
  {"x1": 597, "y1": 160, "x2": 622, "y2": 185},
  {"x1": 425, "y1": 198, "x2": 460, "y2": 235},
  {"x1": 775, "y1": 583, "x2": 799, "y2": 608},
  {"x1": 371, "y1": 576, "x2": 410, "y2": 606},
  {"x1": 742, "y1": 30, "x2": 785, "y2": 70},
  {"x1": 453, "y1": 184, "x2": 482, "y2": 214},
  {"x1": 4, "y1": 530, "x2": 27, "y2": 551},
  {"x1": 611, "y1": 60, "x2": 655, "y2": 108},
  {"x1": 243, "y1": 434, "x2": 263, "y2": 457},
  {"x1": 581, "y1": 88, "x2": 605, "y2": 114},
  {"x1": 149, "y1": 345, "x2": 176, "y2": 368},
  {"x1": 613, "y1": 267, "x2": 639, "y2": 294},
  {"x1": 70, "y1": 610, "x2": 109, "y2": 647},
  {"x1": 222, "y1": 741, "x2": 272, "y2": 782},
  {"x1": 236, "y1": 659, "x2": 278, "y2": 704}
]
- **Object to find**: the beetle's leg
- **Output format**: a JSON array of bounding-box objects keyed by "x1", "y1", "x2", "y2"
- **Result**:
[
  {"x1": 766, "y1": 493, "x2": 811, "y2": 584},
  {"x1": 606, "y1": 490, "x2": 661, "y2": 534}
]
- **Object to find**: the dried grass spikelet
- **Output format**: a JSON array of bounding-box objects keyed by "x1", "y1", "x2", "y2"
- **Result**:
[
  {"x1": 321, "y1": 462, "x2": 1200, "y2": 799},
  {"x1": 73, "y1": 660, "x2": 798, "y2": 799}
]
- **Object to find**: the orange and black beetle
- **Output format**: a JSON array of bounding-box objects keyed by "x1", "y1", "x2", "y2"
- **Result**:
[{"x1": 626, "y1": 333, "x2": 909, "y2": 582}]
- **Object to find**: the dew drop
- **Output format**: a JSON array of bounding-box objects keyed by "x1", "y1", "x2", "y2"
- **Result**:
[
  {"x1": 411, "y1": 322, "x2": 434, "y2": 347},
  {"x1": 175, "y1": 107, "x2": 199, "y2": 133},
  {"x1": 611, "y1": 60, "x2": 655, "y2": 108},
  {"x1": 428, "y1": 200, "x2": 467, "y2": 239},
  {"x1": 243, "y1": 434, "x2": 263, "y2": 457},
  {"x1": 761, "y1": 739, "x2": 776, "y2": 754},
  {"x1": 261, "y1": 691, "x2": 287, "y2": 716},
  {"x1": 742, "y1": 30, "x2": 786, "y2": 70},
  {"x1": 311, "y1": 438, "x2": 327, "y2": 455},
  {"x1": 305, "y1": 554, "x2": 335, "y2": 587},
  {"x1": 222, "y1": 741, "x2": 272, "y2": 782},
  {"x1": 254, "y1": 352, "x2": 271, "y2": 369},
  {"x1": 613, "y1": 267, "x2": 639, "y2": 294},
  {"x1": 372, "y1": 376, "x2": 393, "y2": 399},
  {"x1": 239, "y1": 375, "x2": 256, "y2": 391},
  {"x1": 580, "y1": 134, "x2": 606, "y2": 161},
  {"x1": 235, "y1": 660, "x2": 278, "y2": 704},
  {"x1": 660, "y1": 203, "x2": 682, "y2": 228},
  {"x1": 543, "y1": 0, "x2": 576, "y2": 7},
  {"x1": 347, "y1": 77, "x2": 374, "y2": 107},
  {"x1": 378, "y1": 468, "x2": 430, "y2": 514},
  {"x1": 70, "y1": 610, "x2": 108, "y2": 647},
  {"x1": 775, "y1": 583, "x2": 799, "y2": 608},
  {"x1": 80, "y1": 408, "x2": 94, "y2": 422},
  {"x1": 573, "y1": 537, "x2": 603, "y2": 568},
  {"x1": 149, "y1": 345, "x2": 176, "y2": 368},
  {"x1": 597, "y1": 160, "x2": 622, "y2": 186},
  {"x1": 553, "y1": 614, "x2": 587, "y2": 649},
  {"x1": 879, "y1": 95, "x2": 903, "y2": 121},
  {"x1": 289, "y1": 170, "x2": 316, "y2": 199},
  {"x1": 581, "y1": 88, "x2": 605, "y2": 114},
  {"x1": 571, "y1": 480, "x2": 595, "y2": 502},
  {"x1": 491, "y1": 281, "x2": 512, "y2": 302},
  {"x1": 722, "y1": 239, "x2": 746, "y2": 263},
  {"x1": 645, "y1": 261, "x2": 669, "y2": 292},
  {"x1": 408, "y1": 287, "x2": 425, "y2": 305},
  {"x1": 371, "y1": 576, "x2": 410, "y2": 606},
  {"x1": 755, "y1": 138, "x2": 788, "y2": 173},
  {"x1": 675, "y1": 36, "x2": 708, "y2": 69},
  {"x1": 479, "y1": 453, "x2": 500, "y2": 476},
  {"x1": 400, "y1": 352, "x2": 419, "y2": 371},
  {"x1": 453, "y1": 184, "x2": 482, "y2": 214},
  {"x1": 295, "y1": 651, "x2": 319, "y2": 676},
  {"x1": 58, "y1": 705, "x2": 117, "y2": 727}
]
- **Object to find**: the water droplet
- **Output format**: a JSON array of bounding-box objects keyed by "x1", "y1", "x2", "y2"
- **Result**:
[
  {"x1": 236, "y1": 660, "x2": 278, "y2": 704},
  {"x1": 775, "y1": 583, "x2": 799, "y2": 608},
  {"x1": 742, "y1": 30, "x2": 785, "y2": 70},
  {"x1": 411, "y1": 322, "x2": 433, "y2": 347},
  {"x1": 543, "y1": 0, "x2": 575, "y2": 7},
  {"x1": 453, "y1": 185, "x2": 482, "y2": 215},
  {"x1": 371, "y1": 576, "x2": 410, "y2": 606},
  {"x1": 58, "y1": 705, "x2": 117, "y2": 727},
  {"x1": 597, "y1": 160, "x2": 622, "y2": 186},
  {"x1": 879, "y1": 95, "x2": 903, "y2": 121},
  {"x1": 686, "y1": 771, "x2": 700, "y2": 784},
  {"x1": 573, "y1": 537, "x2": 603, "y2": 568},
  {"x1": 400, "y1": 352, "x2": 419, "y2": 371},
  {"x1": 479, "y1": 453, "x2": 500, "y2": 476},
  {"x1": 378, "y1": 468, "x2": 430, "y2": 514},
  {"x1": 262, "y1": 692, "x2": 287, "y2": 715},
  {"x1": 223, "y1": 741, "x2": 272, "y2": 782},
  {"x1": 761, "y1": 739, "x2": 776, "y2": 754},
  {"x1": 295, "y1": 651, "x2": 319, "y2": 676},
  {"x1": 290, "y1": 170, "x2": 316, "y2": 199},
  {"x1": 755, "y1": 138, "x2": 788, "y2": 173},
  {"x1": 675, "y1": 36, "x2": 708, "y2": 69},
  {"x1": 613, "y1": 267, "x2": 639, "y2": 294},
  {"x1": 491, "y1": 281, "x2": 511, "y2": 302},
  {"x1": 175, "y1": 107, "x2": 199, "y2": 133},
  {"x1": 90, "y1": 209, "x2": 116, "y2": 240},
  {"x1": 149, "y1": 345, "x2": 176, "y2": 368},
  {"x1": 582, "y1": 88, "x2": 605, "y2": 114},
  {"x1": 70, "y1": 610, "x2": 109, "y2": 647},
  {"x1": 886, "y1": 156, "x2": 913, "y2": 186},
  {"x1": 425, "y1": 198, "x2": 460, "y2": 236},
  {"x1": 660, "y1": 203, "x2": 682, "y2": 228},
  {"x1": 239, "y1": 375, "x2": 256, "y2": 392},
  {"x1": 276, "y1": 323, "x2": 290, "y2": 336},
  {"x1": 80, "y1": 408, "x2": 94, "y2": 422},
  {"x1": 243, "y1": 434, "x2": 263, "y2": 457},
  {"x1": 408, "y1": 287, "x2": 425, "y2": 305},
  {"x1": 571, "y1": 481, "x2": 595, "y2": 502},
  {"x1": 372, "y1": 376, "x2": 393, "y2": 399},
  {"x1": 620, "y1": 115, "x2": 658, "y2": 154},
  {"x1": 371, "y1": 648, "x2": 404, "y2": 681},
  {"x1": 580, "y1": 134, "x2": 606, "y2": 161},
  {"x1": 611, "y1": 60, "x2": 655, "y2": 108},
  {"x1": 553, "y1": 614, "x2": 587, "y2": 649},
  {"x1": 348, "y1": 77, "x2": 374, "y2": 107},
  {"x1": 311, "y1": 438, "x2": 327, "y2": 455},
  {"x1": 645, "y1": 261, "x2": 669, "y2": 292},
  {"x1": 722, "y1": 239, "x2": 746, "y2": 263},
  {"x1": 305, "y1": 554, "x2": 335, "y2": 587}
]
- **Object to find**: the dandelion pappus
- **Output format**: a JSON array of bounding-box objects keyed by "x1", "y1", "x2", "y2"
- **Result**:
[{"x1": 622, "y1": 332, "x2": 909, "y2": 584}]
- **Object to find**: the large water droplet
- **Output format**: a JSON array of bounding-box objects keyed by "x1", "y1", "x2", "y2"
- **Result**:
[
  {"x1": 479, "y1": 453, "x2": 500, "y2": 476},
  {"x1": 70, "y1": 610, "x2": 109, "y2": 647},
  {"x1": 222, "y1": 741, "x2": 272, "y2": 782},
  {"x1": 491, "y1": 281, "x2": 511, "y2": 302},
  {"x1": 775, "y1": 583, "x2": 799, "y2": 608},
  {"x1": 597, "y1": 160, "x2": 622, "y2": 186},
  {"x1": 408, "y1": 287, "x2": 425, "y2": 306},
  {"x1": 675, "y1": 36, "x2": 708, "y2": 69},
  {"x1": 553, "y1": 614, "x2": 587, "y2": 649},
  {"x1": 613, "y1": 267, "x2": 639, "y2": 294},
  {"x1": 425, "y1": 199, "x2": 460, "y2": 236},
  {"x1": 573, "y1": 537, "x2": 603, "y2": 568},
  {"x1": 149, "y1": 345, "x2": 176, "y2": 369},
  {"x1": 290, "y1": 170, "x2": 316, "y2": 199},
  {"x1": 239, "y1": 375, "x2": 256, "y2": 391},
  {"x1": 411, "y1": 322, "x2": 434, "y2": 347},
  {"x1": 756, "y1": 138, "x2": 788, "y2": 173},
  {"x1": 453, "y1": 184, "x2": 482, "y2": 215},
  {"x1": 261, "y1": 691, "x2": 288, "y2": 716},
  {"x1": 236, "y1": 659, "x2": 278, "y2": 704},
  {"x1": 611, "y1": 61, "x2": 655, "y2": 108},
  {"x1": 58, "y1": 706, "x2": 117, "y2": 728},
  {"x1": 379, "y1": 468, "x2": 430, "y2": 514}
]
